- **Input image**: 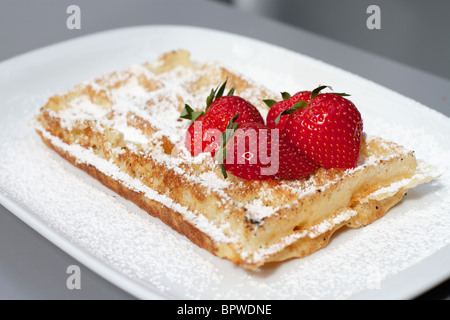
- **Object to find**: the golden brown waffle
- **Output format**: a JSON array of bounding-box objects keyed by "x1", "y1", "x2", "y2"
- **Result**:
[{"x1": 34, "y1": 50, "x2": 439, "y2": 269}]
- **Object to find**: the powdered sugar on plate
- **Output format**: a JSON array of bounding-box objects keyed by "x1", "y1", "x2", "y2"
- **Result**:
[
  {"x1": 2, "y1": 83, "x2": 448, "y2": 300},
  {"x1": 1, "y1": 26, "x2": 450, "y2": 299}
]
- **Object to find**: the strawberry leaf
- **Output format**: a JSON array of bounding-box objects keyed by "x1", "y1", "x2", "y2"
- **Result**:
[
  {"x1": 216, "y1": 80, "x2": 228, "y2": 100},
  {"x1": 205, "y1": 79, "x2": 232, "y2": 111},
  {"x1": 219, "y1": 164, "x2": 228, "y2": 179},
  {"x1": 310, "y1": 85, "x2": 351, "y2": 100},
  {"x1": 205, "y1": 88, "x2": 216, "y2": 110},
  {"x1": 216, "y1": 113, "x2": 240, "y2": 179},
  {"x1": 310, "y1": 85, "x2": 333, "y2": 100},
  {"x1": 275, "y1": 100, "x2": 309, "y2": 125},
  {"x1": 263, "y1": 99, "x2": 277, "y2": 108},
  {"x1": 180, "y1": 104, "x2": 204, "y2": 122},
  {"x1": 281, "y1": 92, "x2": 291, "y2": 100},
  {"x1": 332, "y1": 92, "x2": 351, "y2": 97}
]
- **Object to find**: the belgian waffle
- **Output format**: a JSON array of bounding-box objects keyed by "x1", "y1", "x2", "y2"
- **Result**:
[{"x1": 34, "y1": 50, "x2": 439, "y2": 269}]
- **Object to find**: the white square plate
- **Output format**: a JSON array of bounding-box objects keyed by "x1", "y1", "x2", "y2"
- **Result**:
[{"x1": 1, "y1": 25, "x2": 449, "y2": 300}]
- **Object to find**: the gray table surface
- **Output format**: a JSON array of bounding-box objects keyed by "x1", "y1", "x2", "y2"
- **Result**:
[{"x1": 0, "y1": 0, "x2": 449, "y2": 300}]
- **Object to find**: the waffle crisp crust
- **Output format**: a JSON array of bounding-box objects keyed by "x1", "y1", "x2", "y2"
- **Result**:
[{"x1": 34, "y1": 50, "x2": 440, "y2": 269}]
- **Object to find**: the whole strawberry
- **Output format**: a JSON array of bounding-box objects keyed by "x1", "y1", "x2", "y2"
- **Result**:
[
  {"x1": 284, "y1": 86, "x2": 363, "y2": 169},
  {"x1": 180, "y1": 80, "x2": 263, "y2": 157},
  {"x1": 216, "y1": 116, "x2": 318, "y2": 181},
  {"x1": 264, "y1": 91, "x2": 319, "y2": 179}
]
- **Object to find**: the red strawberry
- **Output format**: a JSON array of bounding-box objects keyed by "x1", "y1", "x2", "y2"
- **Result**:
[
  {"x1": 274, "y1": 131, "x2": 319, "y2": 180},
  {"x1": 184, "y1": 114, "x2": 219, "y2": 156},
  {"x1": 265, "y1": 91, "x2": 312, "y2": 130},
  {"x1": 181, "y1": 80, "x2": 264, "y2": 157},
  {"x1": 180, "y1": 103, "x2": 218, "y2": 156},
  {"x1": 216, "y1": 116, "x2": 318, "y2": 181},
  {"x1": 264, "y1": 91, "x2": 319, "y2": 179},
  {"x1": 284, "y1": 86, "x2": 363, "y2": 169}
]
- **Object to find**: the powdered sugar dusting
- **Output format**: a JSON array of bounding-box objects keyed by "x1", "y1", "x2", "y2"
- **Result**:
[
  {"x1": 37, "y1": 123, "x2": 236, "y2": 245},
  {"x1": 244, "y1": 198, "x2": 277, "y2": 222},
  {"x1": 1, "y1": 40, "x2": 449, "y2": 300}
]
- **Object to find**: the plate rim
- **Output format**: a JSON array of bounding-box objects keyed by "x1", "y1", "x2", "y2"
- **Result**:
[{"x1": 0, "y1": 191, "x2": 165, "y2": 300}]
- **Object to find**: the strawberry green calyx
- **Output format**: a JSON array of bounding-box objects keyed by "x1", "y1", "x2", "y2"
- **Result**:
[
  {"x1": 263, "y1": 91, "x2": 292, "y2": 109},
  {"x1": 263, "y1": 99, "x2": 277, "y2": 108},
  {"x1": 216, "y1": 114, "x2": 240, "y2": 179},
  {"x1": 310, "y1": 85, "x2": 350, "y2": 100},
  {"x1": 205, "y1": 79, "x2": 235, "y2": 111},
  {"x1": 310, "y1": 85, "x2": 332, "y2": 100},
  {"x1": 281, "y1": 92, "x2": 292, "y2": 101},
  {"x1": 275, "y1": 85, "x2": 351, "y2": 125},
  {"x1": 180, "y1": 104, "x2": 205, "y2": 123},
  {"x1": 180, "y1": 79, "x2": 235, "y2": 122},
  {"x1": 275, "y1": 100, "x2": 308, "y2": 125}
]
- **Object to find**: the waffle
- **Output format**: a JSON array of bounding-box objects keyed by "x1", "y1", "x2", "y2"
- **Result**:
[{"x1": 34, "y1": 49, "x2": 439, "y2": 270}]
